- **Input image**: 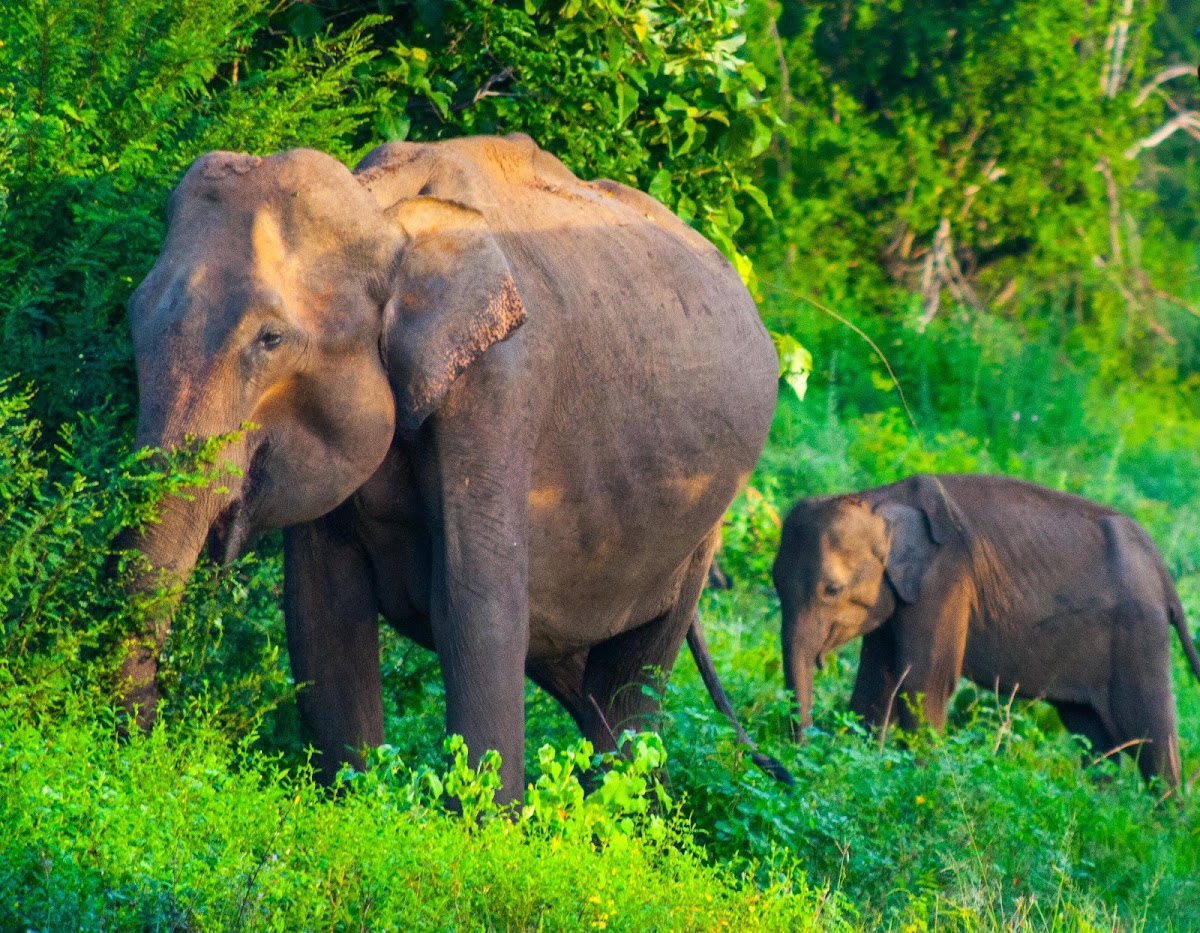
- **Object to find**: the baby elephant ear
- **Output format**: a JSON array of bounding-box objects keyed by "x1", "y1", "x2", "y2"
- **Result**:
[
  {"x1": 382, "y1": 197, "x2": 527, "y2": 429},
  {"x1": 879, "y1": 502, "x2": 939, "y2": 603}
]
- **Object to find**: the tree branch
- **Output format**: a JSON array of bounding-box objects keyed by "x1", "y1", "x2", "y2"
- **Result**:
[
  {"x1": 1133, "y1": 64, "x2": 1196, "y2": 106},
  {"x1": 471, "y1": 67, "x2": 514, "y2": 105},
  {"x1": 1124, "y1": 111, "x2": 1200, "y2": 159},
  {"x1": 768, "y1": 18, "x2": 791, "y2": 122},
  {"x1": 1095, "y1": 156, "x2": 1123, "y2": 266},
  {"x1": 1102, "y1": 0, "x2": 1135, "y2": 98},
  {"x1": 1135, "y1": 269, "x2": 1200, "y2": 320}
]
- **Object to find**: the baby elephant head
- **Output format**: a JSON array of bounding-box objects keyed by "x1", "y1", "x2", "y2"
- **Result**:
[{"x1": 773, "y1": 493, "x2": 941, "y2": 738}]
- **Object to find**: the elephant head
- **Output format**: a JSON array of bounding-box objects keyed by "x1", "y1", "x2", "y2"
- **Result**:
[
  {"x1": 773, "y1": 486, "x2": 949, "y2": 738},
  {"x1": 120, "y1": 147, "x2": 526, "y2": 722}
]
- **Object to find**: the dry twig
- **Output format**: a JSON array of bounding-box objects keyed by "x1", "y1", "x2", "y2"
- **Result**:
[
  {"x1": 1125, "y1": 111, "x2": 1200, "y2": 159},
  {"x1": 1133, "y1": 64, "x2": 1197, "y2": 106},
  {"x1": 878, "y1": 665, "x2": 912, "y2": 754}
]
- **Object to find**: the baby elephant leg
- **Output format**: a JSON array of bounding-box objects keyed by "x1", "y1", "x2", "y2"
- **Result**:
[
  {"x1": 892, "y1": 572, "x2": 971, "y2": 732},
  {"x1": 849, "y1": 624, "x2": 899, "y2": 728},
  {"x1": 1051, "y1": 700, "x2": 1117, "y2": 768},
  {"x1": 1109, "y1": 618, "x2": 1182, "y2": 790}
]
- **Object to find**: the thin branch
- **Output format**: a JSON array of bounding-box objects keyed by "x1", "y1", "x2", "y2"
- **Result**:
[
  {"x1": 1124, "y1": 112, "x2": 1200, "y2": 159},
  {"x1": 1101, "y1": 10, "x2": 1116, "y2": 96},
  {"x1": 1103, "y1": 0, "x2": 1135, "y2": 99},
  {"x1": 471, "y1": 67, "x2": 514, "y2": 105},
  {"x1": 588, "y1": 693, "x2": 620, "y2": 750},
  {"x1": 878, "y1": 666, "x2": 912, "y2": 754},
  {"x1": 768, "y1": 18, "x2": 791, "y2": 122},
  {"x1": 1135, "y1": 269, "x2": 1200, "y2": 320},
  {"x1": 919, "y1": 217, "x2": 952, "y2": 328},
  {"x1": 939, "y1": 232, "x2": 982, "y2": 311},
  {"x1": 767, "y1": 18, "x2": 793, "y2": 180},
  {"x1": 992, "y1": 277, "x2": 1018, "y2": 309},
  {"x1": 1095, "y1": 157, "x2": 1123, "y2": 265},
  {"x1": 762, "y1": 282, "x2": 920, "y2": 431},
  {"x1": 1089, "y1": 737, "x2": 1146, "y2": 767},
  {"x1": 991, "y1": 681, "x2": 1020, "y2": 756},
  {"x1": 1133, "y1": 64, "x2": 1197, "y2": 106}
]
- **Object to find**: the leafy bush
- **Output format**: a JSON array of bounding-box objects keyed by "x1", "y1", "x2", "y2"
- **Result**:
[
  {"x1": 0, "y1": 700, "x2": 843, "y2": 932},
  {"x1": 3, "y1": 1, "x2": 1200, "y2": 930},
  {"x1": 667, "y1": 582, "x2": 1200, "y2": 931}
]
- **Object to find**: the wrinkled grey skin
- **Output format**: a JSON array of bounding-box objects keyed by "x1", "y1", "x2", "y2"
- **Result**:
[
  {"x1": 124, "y1": 134, "x2": 782, "y2": 802},
  {"x1": 774, "y1": 473, "x2": 1200, "y2": 789}
]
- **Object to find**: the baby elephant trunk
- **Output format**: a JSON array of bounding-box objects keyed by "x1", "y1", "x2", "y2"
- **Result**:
[{"x1": 781, "y1": 607, "x2": 815, "y2": 742}]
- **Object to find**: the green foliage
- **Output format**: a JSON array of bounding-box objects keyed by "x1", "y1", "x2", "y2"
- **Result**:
[
  {"x1": 669, "y1": 581, "x2": 1200, "y2": 930},
  {"x1": 0, "y1": 0, "x2": 775, "y2": 434},
  {"x1": 772, "y1": 329, "x2": 814, "y2": 400},
  {"x1": 2, "y1": 0, "x2": 1200, "y2": 930},
  {"x1": 720, "y1": 483, "x2": 784, "y2": 591},
  {"x1": 0, "y1": 0, "x2": 391, "y2": 429},
  {"x1": 371, "y1": 0, "x2": 774, "y2": 277},
  {"x1": 0, "y1": 387, "x2": 287, "y2": 729},
  {"x1": 0, "y1": 704, "x2": 837, "y2": 931},
  {"x1": 746, "y1": 0, "x2": 1198, "y2": 345}
]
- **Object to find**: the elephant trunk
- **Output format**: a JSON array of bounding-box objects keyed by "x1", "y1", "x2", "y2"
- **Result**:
[
  {"x1": 118, "y1": 485, "x2": 225, "y2": 728},
  {"x1": 118, "y1": 413, "x2": 247, "y2": 728},
  {"x1": 781, "y1": 605, "x2": 816, "y2": 742}
]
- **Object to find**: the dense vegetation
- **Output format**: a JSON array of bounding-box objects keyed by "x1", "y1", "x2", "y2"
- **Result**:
[{"x1": 1, "y1": 0, "x2": 1198, "y2": 929}]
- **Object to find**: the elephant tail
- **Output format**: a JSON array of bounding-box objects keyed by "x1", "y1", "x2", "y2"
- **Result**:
[
  {"x1": 686, "y1": 618, "x2": 794, "y2": 786},
  {"x1": 1166, "y1": 573, "x2": 1200, "y2": 683}
]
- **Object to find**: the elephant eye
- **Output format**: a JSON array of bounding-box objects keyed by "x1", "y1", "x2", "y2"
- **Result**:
[
  {"x1": 823, "y1": 581, "x2": 844, "y2": 599},
  {"x1": 257, "y1": 328, "x2": 284, "y2": 351}
]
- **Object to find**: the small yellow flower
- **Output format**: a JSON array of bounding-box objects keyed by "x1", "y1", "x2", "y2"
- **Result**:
[{"x1": 915, "y1": 795, "x2": 927, "y2": 805}]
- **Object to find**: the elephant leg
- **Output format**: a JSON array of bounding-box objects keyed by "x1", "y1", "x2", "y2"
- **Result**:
[
  {"x1": 1107, "y1": 614, "x2": 1181, "y2": 789},
  {"x1": 579, "y1": 529, "x2": 718, "y2": 752},
  {"x1": 528, "y1": 652, "x2": 609, "y2": 789},
  {"x1": 893, "y1": 572, "x2": 971, "y2": 732},
  {"x1": 1051, "y1": 700, "x2": 1117, "y2": 766},
  {"x1": 527, "y1": 652, "x2": 589, "y2": 731},
  {"x1": 423, "y1": 402, "x2": 535, "y2": 805},
  {"x1": 283, "y1": 510, "x2": 383, "y2": 785},
  {"x1": 849, "y1": 623, "x2": 899, "y2": 728}
]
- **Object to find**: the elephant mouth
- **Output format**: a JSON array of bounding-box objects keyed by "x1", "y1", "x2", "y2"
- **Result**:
[
  {"x1": 205, "y1": 440, "x2": 270, "y2": 565},
  {"x1": 207, "y1": 498, "x2": 250, "y2": 566}
]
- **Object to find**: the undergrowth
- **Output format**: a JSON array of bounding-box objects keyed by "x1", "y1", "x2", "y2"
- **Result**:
[{"x1": 2, "y1": 301, "x2": 1199, "y2": 929}]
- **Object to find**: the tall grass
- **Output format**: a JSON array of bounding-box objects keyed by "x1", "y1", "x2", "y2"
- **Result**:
[{"x1": 0, "y1": 300, "x2": 1198, "y2": 930}]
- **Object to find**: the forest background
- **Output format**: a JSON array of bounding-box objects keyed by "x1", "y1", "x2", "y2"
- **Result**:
[{"x1": 1, "y1": 0, "x2": 1199, "y2": 929}]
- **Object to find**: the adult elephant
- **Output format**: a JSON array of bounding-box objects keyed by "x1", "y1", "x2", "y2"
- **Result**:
[{"x1": 122, "y1": 133, "x2": 782, "y2": 801}]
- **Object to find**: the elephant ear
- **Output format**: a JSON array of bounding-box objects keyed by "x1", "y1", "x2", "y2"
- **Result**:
[
  {"x1": 903, "y1": 474, "x2": 963, "y2": 546},
  {"x1": 381, "y1": 196, "x2": 527, "y2": 429},
  {"x1": 879, "y1": 502, "x2": 938, "y2": 604}
]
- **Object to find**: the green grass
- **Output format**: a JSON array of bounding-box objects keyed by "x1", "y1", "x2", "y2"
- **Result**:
[{"x1": 1, "y1": 309, "x2": 1199, "y2": 931}]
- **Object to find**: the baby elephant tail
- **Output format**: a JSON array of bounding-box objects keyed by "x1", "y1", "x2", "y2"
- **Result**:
[
  {"x1": 1166, "y1": 574, "x2": 1200, "y2": 683},
  {"x1": 686, "y1": 618, "x2": 794, "y2": 786}
]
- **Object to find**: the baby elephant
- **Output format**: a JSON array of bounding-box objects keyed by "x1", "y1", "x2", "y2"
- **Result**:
[{"x1": 773, "y1": 473, "x2": 1200, "y2": 788}]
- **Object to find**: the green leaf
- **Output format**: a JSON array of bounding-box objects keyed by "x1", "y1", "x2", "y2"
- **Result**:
[
  {"x1": 750, "y1": 118, "x2": 773, "y2": 158},
  {"x1": 648, "y1": 168, "x2": 672, "y2": 205},
  {"x1": 285, "y1": 3, "x2": 324, "y2": 40},
  {"x1": 770, "y1": 331, "x2": 813, "y2": 402},
  {"x1": 616, "y1": 81, "x2": 639, "y2": 126},
  {"x1": 741, "y1": 181, "x2": 773, "y2": 220}
]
